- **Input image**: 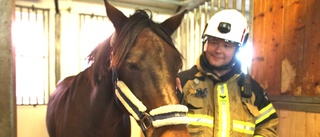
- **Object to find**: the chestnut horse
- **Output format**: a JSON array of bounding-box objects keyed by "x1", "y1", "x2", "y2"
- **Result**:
[{"x1": 46, "y1": 0, "x2": 190, "y2": 137}]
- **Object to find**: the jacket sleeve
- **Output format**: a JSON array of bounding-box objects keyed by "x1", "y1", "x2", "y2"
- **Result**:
[
  {"x1": 254, "y1": 118, "x2": 279, "y2": 137},
  {"x1": 251, "y1": 79, "x2": 279, "y2": 137}
]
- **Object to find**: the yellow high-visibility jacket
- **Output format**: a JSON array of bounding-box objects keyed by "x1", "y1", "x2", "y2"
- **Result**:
[{"x1": 178, "y1": 57, "x2": 278, "y2": 137}]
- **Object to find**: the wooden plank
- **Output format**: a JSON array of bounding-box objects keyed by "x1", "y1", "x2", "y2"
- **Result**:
[
  {"x1": 294, "y1": 111, "x2": 307, "y2": 137},
  {"x1": 252, "y1": 0, "x2": 266, "y2": 88},
  {"x1": 303, "y1": 0, "x2": 320, "y2": 96},
  {"x1": 305, "y1": 112, "x2": 320, "y2": 136},
  {"x1": 55, "y1": 13, "x2": 61, "y2": 85},
  {"x1": 262, "y1": 0, "x2": 283, "y2": 95},
  {"x1": 277, "y1": 110, "x2": 320, "y2": 136},
  {"x1": 277, "y1": 110, "x2": 291, "y2": 137},
  {"x1": 252, "y1": 0, "x2": 284, "y2": 95},
  {"x1": 277, "y1": 110, "x2": 307, "y2": 137},
  {"x1": 281, "y1": 0, "x2": 305, "y2": 96}
]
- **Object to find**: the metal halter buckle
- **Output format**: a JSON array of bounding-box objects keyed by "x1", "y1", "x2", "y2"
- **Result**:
[{"x1": 139, "y1": 113, "x2": 153, "y2": 131}]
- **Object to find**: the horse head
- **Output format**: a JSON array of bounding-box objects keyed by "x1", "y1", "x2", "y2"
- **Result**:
[{"x1": 104, "y1": 0, "x2": 190, "y2": 137}]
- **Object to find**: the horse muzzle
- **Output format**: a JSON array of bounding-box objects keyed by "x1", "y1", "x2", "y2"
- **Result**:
[{"x1": 114, "y1": 80, "x2": 189, "y2": 135}]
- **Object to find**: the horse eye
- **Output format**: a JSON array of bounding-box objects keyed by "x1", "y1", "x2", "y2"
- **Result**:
[{"x1": 127, "y1": 63, "x2": 140, "y2": 70}]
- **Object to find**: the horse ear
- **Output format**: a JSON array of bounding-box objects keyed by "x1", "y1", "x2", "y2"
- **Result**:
[
  {"x1": 160, "y1": 9, "x2": 187, "y2": 35},
  {"x1": 103, "y1": 0, "x2": 128, "y2": 31}
]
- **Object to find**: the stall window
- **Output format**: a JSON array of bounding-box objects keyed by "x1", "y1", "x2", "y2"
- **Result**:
[
  {"x1": 79, "y1": 13, "x2": 114, "y2": 71},
  {"x1": 13, "y1": 5, "x2": 50, "y2": 105}
]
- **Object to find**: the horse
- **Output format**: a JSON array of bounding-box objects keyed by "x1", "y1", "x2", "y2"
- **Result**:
[{"x1": 46, "y1": 0, "x2": 190, "y2": 137}]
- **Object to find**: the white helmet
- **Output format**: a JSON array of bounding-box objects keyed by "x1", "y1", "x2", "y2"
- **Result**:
[{"x1": 203, "y1": 9, "x2": 249, "y2": 46}]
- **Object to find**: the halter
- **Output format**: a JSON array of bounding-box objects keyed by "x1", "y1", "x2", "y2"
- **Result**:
[{"x1": 112, "y1": 67, "x2": 189, "y2": 136}]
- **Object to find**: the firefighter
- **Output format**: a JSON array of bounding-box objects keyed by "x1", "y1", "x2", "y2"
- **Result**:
[{"x1": 176, "y1": 9, "x2": 279, "y2": 136}]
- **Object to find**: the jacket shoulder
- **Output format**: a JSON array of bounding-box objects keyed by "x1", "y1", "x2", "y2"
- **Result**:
[
  {"x1": 178, "y1": 66, "x2": 199, "y2": 87},
  {"x1": 247, "y1": 76, "x2": 273, "y2": 107}
]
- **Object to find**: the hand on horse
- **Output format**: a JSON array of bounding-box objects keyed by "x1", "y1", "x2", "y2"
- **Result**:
[{"x1": 175, "y1": 78, "x2": 184, "y2": 103}]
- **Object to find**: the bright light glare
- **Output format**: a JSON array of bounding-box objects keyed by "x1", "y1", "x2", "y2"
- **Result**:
[{"x1": 237, "y1": 42, "x2": 253, "y2": 74}]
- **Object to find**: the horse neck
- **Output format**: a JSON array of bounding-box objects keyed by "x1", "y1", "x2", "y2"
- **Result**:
[
  {"x1": 90, "y1": 69, "x2": 120, "y2": 113},
  {"x1": 87, "y1": 69, "x2": 131, "y2": 136}
]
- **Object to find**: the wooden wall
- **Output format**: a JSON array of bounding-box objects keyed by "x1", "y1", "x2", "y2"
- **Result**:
[{"x1": 252, "y1": 0, "x2": 320, "y2": 136}]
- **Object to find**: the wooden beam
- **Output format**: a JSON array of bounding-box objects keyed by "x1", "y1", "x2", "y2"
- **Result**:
[
  {"x1": 270, "y1": 95, "x2": 320, "y2": 113},
  {"x1": 54, "y1": 13, "x2": 61, "y2": 85},
  {"x1": 269, "y1": 95, "x2": 320, "y2": 103},
  {"x1": 0, "y1": 0, "x2": 17, "y2": 136}
]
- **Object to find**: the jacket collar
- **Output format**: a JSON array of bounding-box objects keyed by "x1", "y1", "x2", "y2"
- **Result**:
[{"x1": 196, "y1": 54, "x2": 242, "y2": 82}]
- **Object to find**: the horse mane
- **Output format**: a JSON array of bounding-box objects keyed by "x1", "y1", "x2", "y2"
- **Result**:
[{"x1": 87, "y1": 9, "x2": 182, "y2": 83}]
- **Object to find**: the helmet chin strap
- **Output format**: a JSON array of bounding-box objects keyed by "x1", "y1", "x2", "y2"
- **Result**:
[{"x1": 201, "y1": 39, "x2": 238, "y2": 71}]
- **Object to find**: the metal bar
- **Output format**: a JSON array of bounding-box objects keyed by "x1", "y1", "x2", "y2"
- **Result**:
[
  {"x1": 218, "y1": 0, "x2": 221, "y2": 11},
  {"x1": 204, "y1": 1, "x2": 208, "y2": 23},
  {"x1": 54, "y1": 0, "x2": 60, "y2": 14},
  {"x1": 233, "y1": 0, "x2": 236, "y2": 9},
  {"x1": 152, "y1": 0, "x2": 190, "y2": 5},
  {"x1": 27, "y1": 8, "x2": 30, "y2": 20},
  {"x1": 211, "y1": 0, "x2": 215, "y2": 16},
  {"x1": 186, "y1": 12, "x2": 190, "y2": 69},
  {"x1": 19, "y1": 6, "x2": 22, "y2": 20},
  {"x1": 79, "y1": 13, "x2": 106, "y2": 19},
  {"x1": 183, "y1": 0, "x2": 207, "y2": 12},
  {"x1": 196, "y1": 6, "x2": 201, "y2": 56},
  {"x1": 79, "y1": 14, "x2": 83, "y2": 71},
  {"x1": 241, "y1": 0, "x2": 245, "y2": 15},
  {"x1": 35, "y1": 9, "x2": 37, "y2": 21},
  {"x1": 225, "y1": 0, "x2": 229, "y2": 9},
  {"x1": 15, "y1": 5, "x2": 48, "y2": 11}
]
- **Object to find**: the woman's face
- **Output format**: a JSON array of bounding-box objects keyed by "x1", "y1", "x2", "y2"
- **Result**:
[{"x1": 204, "y1": 37, "x2": 238, "y2": 68}]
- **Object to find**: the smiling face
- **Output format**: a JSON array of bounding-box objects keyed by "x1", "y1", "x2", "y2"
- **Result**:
[{"x1": 204, "y1": 36, "x2": 238, "y2": 69}]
